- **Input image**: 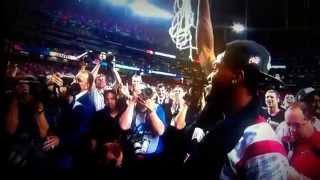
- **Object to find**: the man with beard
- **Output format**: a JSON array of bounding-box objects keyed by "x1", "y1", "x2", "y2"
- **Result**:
[{"x1": 184, "y1": 0, "x2": 289, "y2": 179}]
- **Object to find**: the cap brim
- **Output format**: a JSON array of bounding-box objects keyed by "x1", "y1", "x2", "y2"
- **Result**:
[{"x1": 258, "y1": 71, "x2": 284, "y2": 86}]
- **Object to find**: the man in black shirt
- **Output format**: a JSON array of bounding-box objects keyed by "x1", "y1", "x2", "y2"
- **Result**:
[
  {"x1": 90, "y1": 89, "x2": 124, "y2": 169},
  {"x1": 262, "y1": 89, "x2": 285, "y2": 129}
]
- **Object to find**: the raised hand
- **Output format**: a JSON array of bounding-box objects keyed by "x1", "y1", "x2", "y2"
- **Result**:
[
  {"x1": 48, "y1": 73, "x2": 64, "y2": 87},
  {"x1": 43, "y1": 135, "x2": 60, "y2": 151},
  {"x1": 120, "y1": 83, "x2": 131, "y2": 98}
]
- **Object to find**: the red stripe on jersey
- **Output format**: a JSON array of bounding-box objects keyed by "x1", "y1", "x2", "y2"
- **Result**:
[{"x1": 236, "y1": 140, "x2": 287, "y2": 169}]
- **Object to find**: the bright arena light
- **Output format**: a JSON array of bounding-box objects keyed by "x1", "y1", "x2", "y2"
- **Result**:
[
  {"x1": 130, "y1": 0, "x2": 172, "y2": 19},
  {"x1": 232, "y1": 23, "x2": 245, "y2": 33},
  {"x1": 108, "y1": 0, "x2": 131, "y2": 6},
  {"x1": 106, "y1": 0, "x2": 172, "y2": 19}
]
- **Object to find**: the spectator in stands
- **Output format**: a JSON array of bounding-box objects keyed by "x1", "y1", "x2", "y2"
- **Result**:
[
  {"x1": 90, "y1": 89, "x2": 125, "y2": 170},
  {"x1": 92, "y1": 74, "x2": 107, "y2": 111},
  {"x1": 131, "y1": 74, "x2": 143, "y2": 95},
  {"x1": 285, "y1": 102, "x2": 320, "y2": 180},
  {"x1": 169, "y1": 85, "x2": 186, "y2": 125},
  {"x1": 58, "y1": 70, "x2": 96, "y2": 170},
  {"x1": 282, "y1": 93, "x2": 296, "y2": 110},
  {"x1": 276, "y1": 87, "x2": 320, "y2": 145},
  {"x1": 91, "y1": 51, "x2": 123, "y2": 111},
  {"x1": 262, "y1": 89, "x2": 285, "y2": 129},
  {"x1": 155, "y1": 83, "x2": 171, "y2": 124},
  {"x1": 296, "y1": 87, "x2": 320, "y2": 122},
  {"x1": 5, "y1": 78, "x2": 50, "y2": 171}
]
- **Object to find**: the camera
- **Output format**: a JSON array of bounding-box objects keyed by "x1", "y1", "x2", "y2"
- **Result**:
[
  {"x1": 133, "y1": 138, "x2": 150, "y2": 154},
  {"x1": 100, "y1": 52, "x2": 115, "y2": 73},
  {"x1": 140, "y1": 87, "x2": 154, "y2": 101}
]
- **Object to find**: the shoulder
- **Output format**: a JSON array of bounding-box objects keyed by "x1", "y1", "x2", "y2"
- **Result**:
[
  {"x1": 259, "y1": 107, "x2": 269, "y2": 117},
  {"x1": 94, "y1": 109, "x2": 107, "y2": 119},
  {"x1": 242, "y1": 122, "x2": 282, "y2": 146},
  {"x1": 311, "y1": 130, "x2": 320, "y2": 150},
  {"x1": 81, "y1": 92, "x2": 95, "y2": 106},
  {"x1": 155, "y1": 104, "x2": 165, "y2": 116},
  {"x1": 313, "y1": 118, "x2": 320, "y2": 130},
  {"x1": 275, "y1": 121, "x2": 289, "y2": 140},
  {"x1": 228, "y1": 121, "x2": 287, "y2": 168}
]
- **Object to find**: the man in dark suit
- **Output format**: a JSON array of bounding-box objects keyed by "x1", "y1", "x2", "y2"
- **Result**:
[{"x1": 43, "y1": 70, "x2": 96, "y2": 171}]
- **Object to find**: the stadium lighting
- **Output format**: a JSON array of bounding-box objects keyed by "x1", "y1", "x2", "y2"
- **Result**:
[
  {"x1": 154, "y1": 51, "x2": 176, "y2": 59},
  {"x1": 107, "y1": 0, "x2": 131, "y2": 6},
  {"x1": 115, "y1": 64, "x2": 140, "y2": 71},
  {"x1": 115, "y1": 64, "x2": 177, "y2": 77},
  {"x1": 130, "y1": 0, "x2": 172, "y2": 19},
  {"x1": 149, "y1": 70, "x2": 177, "y2": 77},
  {"x1": 106, "y1": 0, "x2": 172, "y2": 19},
  {"x1": 271, "y1": 65, "x2": 287, "y2": 69},
  {"x1": 232, "y1": 23, "x2": 245, "y2": 33}
]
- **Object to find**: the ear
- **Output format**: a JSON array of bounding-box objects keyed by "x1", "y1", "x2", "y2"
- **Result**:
[{"x1": 236, "y1": 70, "x2": 245, "y2": 83}]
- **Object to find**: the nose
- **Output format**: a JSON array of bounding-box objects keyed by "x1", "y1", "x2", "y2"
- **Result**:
[{"x1": 289, "y1": 126, "x2": 297, "y2": 134}]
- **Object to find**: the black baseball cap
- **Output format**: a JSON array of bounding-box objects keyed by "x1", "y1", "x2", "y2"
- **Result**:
[{"x1": 220, "y1": 40, "x2": 283, "y2": 85}]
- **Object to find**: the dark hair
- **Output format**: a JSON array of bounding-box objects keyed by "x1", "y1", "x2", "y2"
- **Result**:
[
  {"x1": 140, "y1": 87, "x2": 154, "y2": 100},
  {"x1": 95, "y1": 74, "x2": 106, "y2": 84},
  {"x1": 157, "y1": 83, "x2": 166, "y2": 90},
  {"x1": 104, "y1": 89, "x2": 117, "y2": 98},
  {"x1": 103, "y1": 89, "x2": 122, "y2": 111},
  {"x1": 266, "y1": 89, "x2": 280, "y2": 98}
]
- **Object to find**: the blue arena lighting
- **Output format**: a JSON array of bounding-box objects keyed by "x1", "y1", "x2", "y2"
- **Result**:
[{"x1": 107, "y1": 0, "x2": 132, "y2": 6}]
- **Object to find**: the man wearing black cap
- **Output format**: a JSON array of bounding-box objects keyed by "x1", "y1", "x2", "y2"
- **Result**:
[{"x1": 185, "y1": 0, "x2": 289, "y2": 179}]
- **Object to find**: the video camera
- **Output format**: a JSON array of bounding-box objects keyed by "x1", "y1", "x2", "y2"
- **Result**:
[
  {"x1": 99, "y1": 52, "x2": 115, "y2": 73},
  {"x1": 47, "y1": 74, "x2": 81, "y2": 97}
]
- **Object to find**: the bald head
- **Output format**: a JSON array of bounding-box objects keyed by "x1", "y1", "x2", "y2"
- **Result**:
[
  {"x1": 76, "y1": 70, "x2": 93, "y2": 91},
  {"x1": 285, "y1": 102, "x2": 314, "y2": 141}
]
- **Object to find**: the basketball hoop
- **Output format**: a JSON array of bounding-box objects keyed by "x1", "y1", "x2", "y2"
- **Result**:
[{"x1": 169, "y1": 0, "x2": 200, "y2": 61}]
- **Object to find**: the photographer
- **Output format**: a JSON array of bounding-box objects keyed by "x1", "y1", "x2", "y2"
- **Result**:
[
  {"x1": 5, "y1": 78, "x2": 50, "y2": 171},
  {"x1": 91, "y1": 51, "x2": 123, "y2": 111},
  {"x1": 119, "y1": 86, "x2": 166, "y2": 172}
]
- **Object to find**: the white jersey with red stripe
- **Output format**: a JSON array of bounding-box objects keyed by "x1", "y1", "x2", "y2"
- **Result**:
[{"x1": 220, "y1": 116, "x2": 289, "y2": 180}]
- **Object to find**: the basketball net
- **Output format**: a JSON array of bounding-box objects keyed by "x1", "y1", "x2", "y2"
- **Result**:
[{"x1": 169, "y1": 0, "x2": 199, "y2": 61}]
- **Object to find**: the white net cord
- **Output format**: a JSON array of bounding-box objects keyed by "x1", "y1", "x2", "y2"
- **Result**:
[{"x1": 169, "y1": 0, "x2": 199, "y2": 61}]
